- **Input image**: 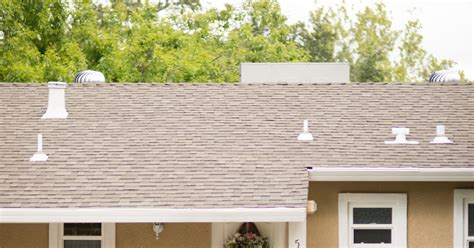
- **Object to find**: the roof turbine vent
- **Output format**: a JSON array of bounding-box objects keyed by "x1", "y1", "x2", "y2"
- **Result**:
[
  {"x1": 74, "y1": 70, "x2": 106, "y2": 83},
  {"x1": 297, "y1": 120, "x2": 314, "y2": 141},
  {"x1": 430, "y1": 125, "x2": 453, "y2": 144},
  {"x1": 428, "y1": 70, "x2": 460, "y2": 82},
  {"x1": 384, "y1": 127, "x2": 419, "y2": 144},
  {"x1": 30, "y1": 134, "x2": 48, "y2": 162}
]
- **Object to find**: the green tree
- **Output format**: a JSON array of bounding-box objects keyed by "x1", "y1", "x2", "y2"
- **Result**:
[
  {"x1": 0, "y1": 0, "x2": 458, "y2": 83},
  {"x1": 299, "y1": 1, "x2": 455, "y2": 82},
  {"x1": 350, "y1": 3, "x2": 397, "y2": 82},
  {"x1": 297, "y1": 5, "x2": 338, "y2": 62},
  {"x1": 0, "y1": 0, "x2": 86, "y2": 82}
]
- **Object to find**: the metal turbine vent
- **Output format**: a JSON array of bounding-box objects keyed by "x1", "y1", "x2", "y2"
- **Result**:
[
  {"x1": 428, "y1": 70, "x2": 460, "y2": 82},
  {"x1": 74, "y1": 70, "x2": 106, "y2": 83}
]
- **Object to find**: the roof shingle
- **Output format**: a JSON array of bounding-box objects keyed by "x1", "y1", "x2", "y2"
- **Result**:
[{"x1": 0, "y1": 83, "x2": 472, "y2": 208}]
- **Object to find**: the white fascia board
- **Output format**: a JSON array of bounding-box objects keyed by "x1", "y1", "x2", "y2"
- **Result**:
[
  {"x1": 308, "y1": 167, "x2": 474, "y2": 181},
  {"x1": 0, "y1": 207, "x2": 306, "y2": 223}
]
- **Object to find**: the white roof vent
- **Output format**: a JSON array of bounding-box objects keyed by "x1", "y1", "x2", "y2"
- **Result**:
[
  {"x1": 30, "y1": 134, "x2": 48, "y2": 162},
  {"x1": 42, "y1": 82, "x2": 68, "y2": 119},
  {"x1": 297, "y1": 120, "x2": 314, "y2": 141},
  {"x1": 430, "y1": 125, "x2": 453, "y2": 144},
  {"x1": 384, "y1": 128, "x2": 419, "y2": 144},
  {"x1": 429, "y1": 70, "x2": 460, "y2": 82},
  {"x1": 74, "y1": 70, "x2": 106, "y2": 83}
]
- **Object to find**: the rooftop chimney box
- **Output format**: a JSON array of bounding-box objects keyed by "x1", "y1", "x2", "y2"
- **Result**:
[{"x1": 240, "y1": 63, "x2": 350, "y2": 84}]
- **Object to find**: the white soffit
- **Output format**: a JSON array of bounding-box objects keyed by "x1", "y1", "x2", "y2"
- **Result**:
[
  {"x1": 0, "y1": 208, "x2": 306, "y2": 223},
  {"x1": 308, "y1": 167, "x2": 474, "y2": 181}
]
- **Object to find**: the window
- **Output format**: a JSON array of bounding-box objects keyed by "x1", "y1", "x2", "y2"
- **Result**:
[
  {"x1": 49, "y1": 223, "x2": 115, "y2": 248},
  {"x1": 454, "y1": 190, "x2": 474, "y2": 248},
  {"x1": 339, "y1": 193, "x2": 407, "y2": 248}
]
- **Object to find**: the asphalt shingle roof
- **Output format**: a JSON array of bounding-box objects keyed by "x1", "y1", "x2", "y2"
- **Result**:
[{"x1": 0, "y1": 82, "x2": 472, "y2": 208}]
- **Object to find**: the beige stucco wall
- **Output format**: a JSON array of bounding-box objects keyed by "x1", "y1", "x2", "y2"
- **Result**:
[
  {"x1": 308, "y1": 182, "x2": 474, "y2": 248},
  {"x1": 0, "y1": 223, "x2": 210, "y2": 248},
  {"x1": 0, "y1": 224, "x2": 49, "y2": 248},
  {"x1": 116, "y1": 223, "x2": 210, "y2": 248}
]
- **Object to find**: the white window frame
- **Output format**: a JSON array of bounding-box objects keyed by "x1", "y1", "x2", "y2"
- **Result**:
[
  {"x1": 339, "y1": 193, "x2": 407, "y2": 248},
  {"x1": 49, "y1": 223, "x2": 115, "y2": 248},
  {"x1": 454, "y1": 189, "x2": 474, "y2": 248}
]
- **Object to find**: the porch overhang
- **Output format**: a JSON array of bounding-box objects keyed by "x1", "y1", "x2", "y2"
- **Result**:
[
  {"x1": 0, "y1": 207, "x2": 306, "y2": 223},
  {"x1": 308, "y1": 167, "x2": 474, "y2": 181}
]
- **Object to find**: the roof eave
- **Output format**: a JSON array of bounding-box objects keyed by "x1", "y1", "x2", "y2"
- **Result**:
[
  {"x1": 0, "y1": 207, "x2": 306, "y2": 223},
  {"x1": 308, "y1": 167, "x2": 474, "y2": 182}
]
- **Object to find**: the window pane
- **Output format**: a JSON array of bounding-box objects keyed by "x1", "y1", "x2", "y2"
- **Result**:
[
  {"x1": 469, "y1": 204, "x2": 474, "y2": 236},
  {"x1": 64, "y1": 223, "x2": 101, "y2": 236},
  {"x1": 354, "y1": 229, "x2": 391, "y2": 244},
  {"x1": 469, "y1": 241, "x2": 474, "y2": 248},
  {"x1": 353, "y1": 208, "x2": 392, "y2": 224},
  {"x1": 64, "y1": 240, "x2": 101, "y2": 248}
]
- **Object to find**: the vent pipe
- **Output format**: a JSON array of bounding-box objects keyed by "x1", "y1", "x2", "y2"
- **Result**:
[
  {"x1": 430, "y1": 125, "x2": 453, "y2": 144},
  {"x1": 30, "y1": 134, "x2": 48, "y2": 162},
  {"x1": 297, "y1": 120, "x2": 314, "y2": 141},
  {"x1": 42, "y1": 82, "x2": 68, "y2": 119},
  {"x1": 385, "y1": 128, "x2": 418, "y2": 144}
]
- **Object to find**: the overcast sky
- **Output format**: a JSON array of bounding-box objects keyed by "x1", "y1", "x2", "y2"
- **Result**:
[{"x1": 203, "y1": 0, "x2": 473, "y2": 80}]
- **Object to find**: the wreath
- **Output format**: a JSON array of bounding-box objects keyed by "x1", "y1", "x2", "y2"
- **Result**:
[{"x1": 224, "y1": 222, "x2": 270, "y2": 248}]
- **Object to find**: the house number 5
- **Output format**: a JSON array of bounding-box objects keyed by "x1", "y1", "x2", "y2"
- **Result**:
[{"x1": 295, "y1": 239, "x2": 301, "y2": 248}]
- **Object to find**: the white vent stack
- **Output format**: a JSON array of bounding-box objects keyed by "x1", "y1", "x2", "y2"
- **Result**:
[
  {"x1": 240, "y1": 63, "x2": 350, "y2": 83},
  {"x1": 42, "y1": 82, "x2": 68, "y2": 119},
  {"x1": 384, "y1": 128, "x2": 419, "y2": 144},
  {"x1": 30, "y1": 134, "x2": 48, "y2": 162},
  {"x1": 297, "y1": 120, "x2": 314, "y2": 141},
  {"x1": 430, "y1": 125, "x2": 453, "y2": 144}
]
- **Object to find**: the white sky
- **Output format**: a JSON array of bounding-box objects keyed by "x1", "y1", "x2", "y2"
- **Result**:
[{"x1": 203, "y1": 0, "x2": 473, "y2": 80}]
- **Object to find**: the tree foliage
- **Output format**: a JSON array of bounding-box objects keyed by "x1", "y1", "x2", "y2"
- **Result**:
[
  {"x1": 298, "y1": 2, "x2": 455, "y2": 82},
  {"x1": 0, "y1": 0, "x2": 455, "y2": 83}
]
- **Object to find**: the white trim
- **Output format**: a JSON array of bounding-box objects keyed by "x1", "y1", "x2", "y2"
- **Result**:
[
  {"x1": 1, "y1": 208, "x2": 306, "y2": 223},
  {"x1": 288, "y1": 221, "x2": 306, "y2": 248},
  {"x1": 211, "y1": 223, "x2": 225, "y2": 248},
  {"x1": 454, "y1": 189, "x2": 474, "y2": 248},
  {"x1": 103, "y1": 223, "x2": 115, "y2": 248},
  {"x1": 48, "y1": 223, "x2": 115, "y2": 248},
  {"x1": 309, "y1": 167, "x2": 474, "y2": 181},
  {"x1": 49, "y1": 223, "x2": 60, "y2": 248},
  {"x1": 339, "y1": 193, "x2": 407, "y2": 248}
]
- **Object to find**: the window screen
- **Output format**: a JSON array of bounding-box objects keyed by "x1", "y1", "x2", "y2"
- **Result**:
[
  {"x1": 64, "y1": 223, "x2": 101, "y2": 236},
  {"x1": 469, "y1": 204, "x2": 474, "y2": 237},
  {"x1": 353, "y1": 208, "x2": 392, "y2": 224},
  {"x1": 64, "y1": 240, "x2": 101, "y2": 248},
  {"x1": 353, "y1": 229, "x2": 392, "y2": 244}
]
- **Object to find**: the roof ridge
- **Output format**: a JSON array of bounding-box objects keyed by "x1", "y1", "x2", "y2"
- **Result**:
[{"x1": 0, "y1": 82, "x2": 472, "y2": 87}]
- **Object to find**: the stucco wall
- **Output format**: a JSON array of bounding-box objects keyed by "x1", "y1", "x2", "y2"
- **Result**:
[
  {"x1": 0, "y1": 224, "x2": 49, "y2": 248},
  {"x1": 0, "y1": 223, "x2": 210, "y2": 248},
  {"x1": 307, "y1": 182, "x2": 474, "y2": 248},
  {"x1": 116, "y1": 223, "x2": 210, "y2": 248}
]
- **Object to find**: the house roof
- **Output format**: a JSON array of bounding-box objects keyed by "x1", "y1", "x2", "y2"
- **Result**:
[{"x1": 0, "y1": 82, "x2": 472, "y2": 209}]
